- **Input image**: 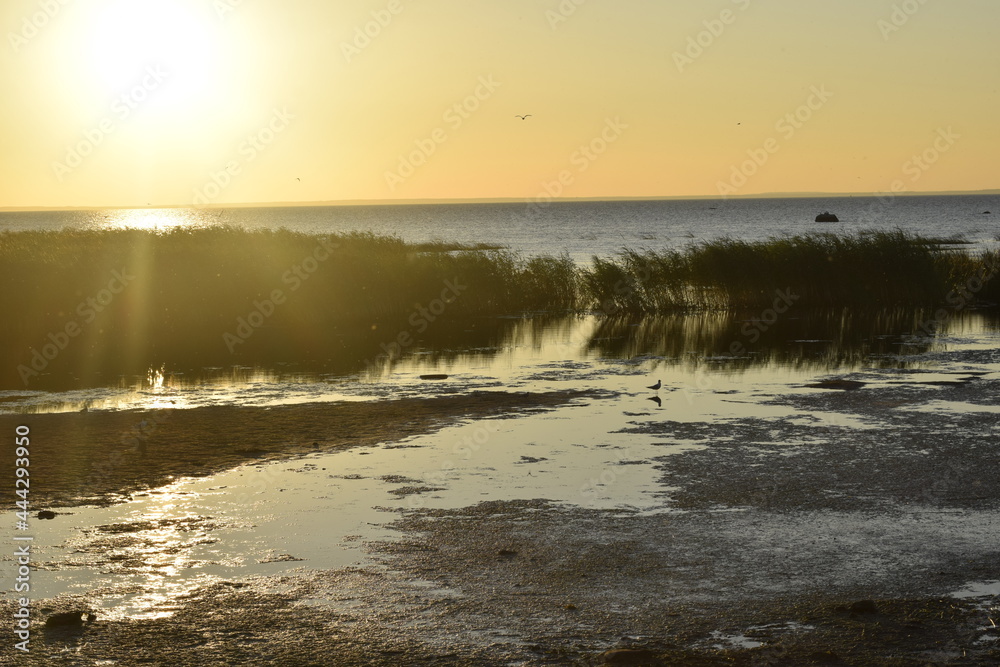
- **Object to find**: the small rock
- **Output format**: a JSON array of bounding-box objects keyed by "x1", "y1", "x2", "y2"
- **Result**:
[
  {"x1": 37, "y1": 510, "x2": 56, "y2": 520},
  {"x1": 806, "y1": 379, "x2": 866, "y2": 391},
  {"x1": 44, "y1": 611, "x2": 88, "y2": 627},
  {"x1": 257, "y1": 553, "x2": 304, "y2": 564},
  {"x1": 597, "y1": 648, "x2": 659, "y2": 665},
  {"x1": 849, "y1": 599, "x2": 878, "y2": 615}
]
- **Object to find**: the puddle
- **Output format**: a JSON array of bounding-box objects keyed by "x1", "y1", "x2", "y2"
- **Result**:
[
  {"x1": 709, "y1": 622, "x2": 814, "y2": 650},
  {"x1": 950, "y1": 582, "x2": 1000, "y2": 646},
  {"x1": 710, "y1": 631, "x2": 764, "y2": 650},
  {"x1": 951, "y1": 581, "x2": 1000, "y2": 599}
]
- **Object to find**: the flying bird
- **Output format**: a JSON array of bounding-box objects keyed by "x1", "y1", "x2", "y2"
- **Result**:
[{"x1": 515, "y1": 114, "x2": 532, "y2": 120}]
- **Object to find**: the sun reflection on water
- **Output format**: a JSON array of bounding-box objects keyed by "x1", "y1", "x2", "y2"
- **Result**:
[
  {"x1": 100, "y1": 208, "x2": 210, "y2": 231},
  {"x1": 84, "y1": 483, "x2": 226, "y2": 620},
  {"x1": 141, "y1": 364, "x2": 183, "y2": 410},
  {"x1": 147, "y1": 365, "x2": 165, "y2": 391}
]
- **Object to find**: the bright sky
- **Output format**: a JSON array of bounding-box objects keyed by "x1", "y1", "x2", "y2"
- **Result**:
[{"x1": 1, "y1": 0, "x2": 997, "y2": 209}]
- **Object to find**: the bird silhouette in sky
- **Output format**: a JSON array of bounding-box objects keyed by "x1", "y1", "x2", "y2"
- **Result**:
[{"x1": 515, "y1": 114, "x2": 532, "y2": 120}]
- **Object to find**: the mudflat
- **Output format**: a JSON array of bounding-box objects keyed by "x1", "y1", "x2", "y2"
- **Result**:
[{"x1": 4, "y1": 357, "x2": 1000, "y2": 665}]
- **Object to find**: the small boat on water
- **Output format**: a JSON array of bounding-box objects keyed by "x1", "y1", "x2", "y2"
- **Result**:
[{"x1": 815, "y1": 211, "x2": 839, "y2": 222}]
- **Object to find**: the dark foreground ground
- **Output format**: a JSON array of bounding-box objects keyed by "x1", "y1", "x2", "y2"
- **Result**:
[{"x1": 3, "y1": 349, "x2": 1000, "y2": 666}]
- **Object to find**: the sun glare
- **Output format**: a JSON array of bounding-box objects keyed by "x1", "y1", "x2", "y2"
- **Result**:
[
  {"x1": 80, "y1": 0, "x2": 221, "y2": 112},
  {"x1": 100, "y1": 208, "x2": 197, "y2": 231}
]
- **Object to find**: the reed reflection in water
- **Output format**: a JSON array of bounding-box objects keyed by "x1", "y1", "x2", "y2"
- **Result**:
[
  {"x1": 3, "y1": 308, "x2": 994, "y2": 414},
  {"x1": 583, "y1": 307, "x2": 996, "y2": 372}
]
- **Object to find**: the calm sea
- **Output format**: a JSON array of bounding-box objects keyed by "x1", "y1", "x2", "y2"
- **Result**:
[{"x1": 2, "y1": 194, "x2": 997, "y2": 262}]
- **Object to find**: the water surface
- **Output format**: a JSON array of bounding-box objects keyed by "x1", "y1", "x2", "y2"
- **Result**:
[{"x1": 3, "y1": 194, "x2": 997, "y2": 262}]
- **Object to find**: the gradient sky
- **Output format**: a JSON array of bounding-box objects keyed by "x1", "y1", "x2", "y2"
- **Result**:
[{"x1": 1, "y1": 0, "x2": 997, "y2": 209}]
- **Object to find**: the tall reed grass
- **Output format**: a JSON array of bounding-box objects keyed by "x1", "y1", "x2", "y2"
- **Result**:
[
  {"x1": 584, "y1": 231, "x2": 999, "y2": 312},
  {"x1": 0, "y1": 227, "x2": 576, "y2": 324},
  {"x1": 1, "y1": 228, "x2": 580, "y2": 387},
  {"x1": 3, "y1": 228, "x2": 996, "y2": 321},
  {"x1": 1, "y1": 227, "x2": 996, "y2": 388}
]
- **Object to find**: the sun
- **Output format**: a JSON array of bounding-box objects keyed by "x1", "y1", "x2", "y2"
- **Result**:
[{"x1": 80, "y1": 0, "x2": 222, "y2": 112}]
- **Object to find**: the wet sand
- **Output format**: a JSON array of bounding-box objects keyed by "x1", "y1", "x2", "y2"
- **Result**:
[
  {"x1": 0, "y1": 390, "x2": 592, "y2": 508},
  {"x1": 3, "y1": 357, "x2": 1000, "y2": 665}
]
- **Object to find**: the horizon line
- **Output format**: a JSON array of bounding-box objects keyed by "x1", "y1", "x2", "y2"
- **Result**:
[{"x1": 2, "y1": 189, "x2": 998, "y2": 213}]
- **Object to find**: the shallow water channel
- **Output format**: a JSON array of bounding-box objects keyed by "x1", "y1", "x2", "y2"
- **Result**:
[{"x1": 5, "y1": 310, "x2": 1000, "y2": 622}]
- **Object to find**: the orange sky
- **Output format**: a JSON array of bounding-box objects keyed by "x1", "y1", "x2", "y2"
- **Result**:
[{"x1": 1, "y1": 0, "x2": 997, "y2": 209}]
